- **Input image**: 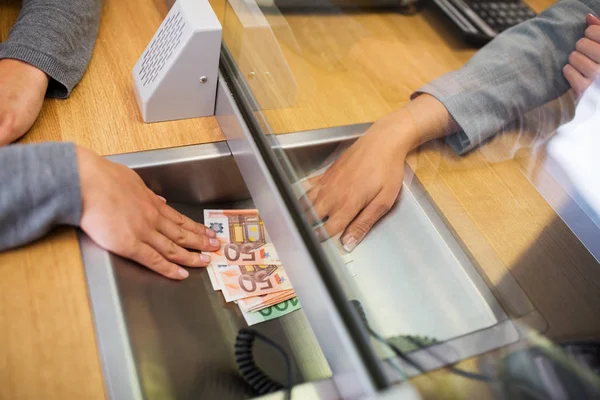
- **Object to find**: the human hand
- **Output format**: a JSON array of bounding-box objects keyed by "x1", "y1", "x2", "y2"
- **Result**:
[
  {"x1": 563, "y1": 14, "x2": 600, "y2": 98},
  {"x1": 302, "y1": 112, "x2": 415, "y2": 252},
  {"x1": 0, "y1": 59, "x2": 49, "y2": 145},
  {"x1": 303, "y1": 94, "x2": 456, "y2": 252},
  {"x1": 76, "y1": 146, "x2": 221, "y2": 280}
]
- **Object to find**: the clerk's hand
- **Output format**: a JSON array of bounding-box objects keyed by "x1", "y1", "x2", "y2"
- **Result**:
[
  {"x1": 76, "y1": 146, "x2": 220, "y2": 280},
  {"x1": 563, "y1": 14, "x2": 600, "y2": 97},
  {"x1": 0, "y1": 59, "x2": 49, "y2": 145},
  {"x1": 303, "y1": 111, "x2": 414, "y2": 252},
  {"x1": 303, "y1": 94, "x2": 456, "y2": 252}
]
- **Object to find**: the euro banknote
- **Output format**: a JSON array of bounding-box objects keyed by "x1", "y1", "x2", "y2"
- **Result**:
[
  {"x1": 204, "y1": 209, "x2": 281, "y2": 265},
  {"x1": 212, "y1": 263, "x2": 292, "y2": 302}
]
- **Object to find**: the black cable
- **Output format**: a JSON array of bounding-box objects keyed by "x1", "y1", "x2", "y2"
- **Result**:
[
  {"x1": 349, "y1": 300, "x2": 493, "y2": 383},
  {"x1": 349, "y1": 300, "x2": 427, "y2": 373},
  {"x1": 235, "y1": 328, "x2": 293, "y2": 400}
]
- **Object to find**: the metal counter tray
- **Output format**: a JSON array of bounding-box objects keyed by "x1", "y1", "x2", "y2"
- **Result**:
[{"x1": 80, "y1": 127, "x2": 519, "y2": 400}]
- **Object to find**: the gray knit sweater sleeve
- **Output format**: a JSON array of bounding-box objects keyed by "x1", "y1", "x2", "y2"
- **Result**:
[
  {"x1": 0, "y1": 0, "x2": 102, "y2": 98},
  {"x1": 0, "y1": 143, "x2": 81, "y2": 251}
]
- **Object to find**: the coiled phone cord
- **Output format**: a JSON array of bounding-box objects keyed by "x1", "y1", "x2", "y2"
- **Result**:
[{"x1": 235, "y1": 328, "x2": 293, "y2": 400}]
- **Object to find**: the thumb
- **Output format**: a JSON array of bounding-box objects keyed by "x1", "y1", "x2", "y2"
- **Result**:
[{"x1": 586, "y1": 13, "x2": 600, "y2": 26}]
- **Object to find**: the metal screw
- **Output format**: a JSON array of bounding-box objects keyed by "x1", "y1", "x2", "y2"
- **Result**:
[
  {"x1": 199, "y1": 76, "x2": 207, "y2": 83},
  {"x1": 248, "y1": 72, "x2": 256, "y2": 78}
]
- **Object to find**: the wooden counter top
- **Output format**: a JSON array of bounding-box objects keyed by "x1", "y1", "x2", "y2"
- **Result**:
[
  {"x1": 222, "y1": 0, "x2": 551, "y2": 134},
  {"x1": 0, "y1": 0, "x2": 222, "y2": 399},
  {"x1": 17, "y1": 0, "x2": 224, "y2": 153}
]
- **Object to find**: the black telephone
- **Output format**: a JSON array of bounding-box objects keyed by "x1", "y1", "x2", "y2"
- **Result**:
[{"x1": 431, "y1": 0, "x2": 537, "y2": 45}]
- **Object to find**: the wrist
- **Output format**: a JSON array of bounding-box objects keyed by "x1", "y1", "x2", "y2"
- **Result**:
[
  {"x1": 75, "y1": 145, "x2": 100, "y2": 209},
  {"x1": 0, "y1": 58, "x2": 49, "y2": 89},
  {"x1": 403, "y1": 93, "x2": 459, "y2": 147},
  {"x1": 373, "y1": 108, "x2": 421, "y2": 156},
  {"x1": 0, "y1": 58, "x2": 49, "y2": 144}
]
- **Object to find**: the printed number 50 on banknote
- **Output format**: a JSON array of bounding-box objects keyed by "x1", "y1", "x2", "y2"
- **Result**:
[
  {"x1": 204, "y1": 209, "x2": 281, "y2": 265},
  {"x1": 215, "y1": 264, "x2": 292, "y2": 302}
]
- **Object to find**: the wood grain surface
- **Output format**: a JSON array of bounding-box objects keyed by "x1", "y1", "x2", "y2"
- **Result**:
[{"x1": 15, "y1": 0, "x2": 224, "y2": 155}]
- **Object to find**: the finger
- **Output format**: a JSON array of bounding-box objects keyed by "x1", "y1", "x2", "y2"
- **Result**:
[
  {"x1": 300, "y1": 180, "x2": 330, "y2": 225},
  {"x1": 128, "y1": 242, "x2": 190, "y2": 280},
  {"x1": 340, "y1": 184, "x2": 400, "y2": 252},
  {"x1": 568, "y1": 51, "x2": 599, "y2": 79},
  {"x1": 322, "y1": 203, "x2": 362, "y2": 239},
  {"x1": 586, "y1": 25, "x2": 600, "y2": 43},
  {"x1": 156, "y1": 218, "x2": 221, "y2": 253},
  {"x1": 305, "y1": 195, "x2": 331, "y2": 227},
  {"x1": 299, "y1": 187, "x2": 319, "y2": 213},
  {"x1": 156, "y1": 194, "x2": 167, "y2": 203},
  {"x1": 300, "y1": 179, "x2": 322, "y2": 212},
  {"x1": 586, "y1": 13, "x2": 600, "y2": 27},
  {"x1": 156, "y1": 216, "x2": 220, "y2": 253},
  {"x1": 154, "y1": 200, "x2": 216, "y2": 238},
  {"x1": 563, "y1": 64, "x2": 591, "y2": 97},
  {"x1": 306, "y1": 174, "x2": 323, "y2": 187},
  {"x1": 303, "y1": 174, "x2": 325, "y2": 203},
  {"x1": 300, "y1": 174, "x2": 322, "y2": 193},
  {"x1": 146, "y1": 232, "x2": 210, "y2": 267},
  {"x1": 576, "y1": 37, "x2": 600, "y2": 64}
]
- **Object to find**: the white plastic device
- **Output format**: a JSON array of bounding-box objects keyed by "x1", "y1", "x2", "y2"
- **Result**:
[{"x1": 133, "y1": 0, "x2": 222, "y2": 123}]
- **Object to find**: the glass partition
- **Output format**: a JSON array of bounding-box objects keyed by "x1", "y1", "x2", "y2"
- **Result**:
[{"x1": 214, "y1": 0, "x2": 600, "y2": 395}]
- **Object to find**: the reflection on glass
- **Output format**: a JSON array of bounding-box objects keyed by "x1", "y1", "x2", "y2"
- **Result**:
[{"x1": 220, "y1": 0, "x2": 600, "y2": 393}]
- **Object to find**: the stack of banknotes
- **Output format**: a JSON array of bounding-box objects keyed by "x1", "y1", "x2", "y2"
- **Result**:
[{"x1": 203, "y1": 209, "x2": 301, "y2": 325}]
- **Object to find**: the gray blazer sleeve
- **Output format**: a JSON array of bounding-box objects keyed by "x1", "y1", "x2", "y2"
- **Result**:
[
  {"x1": 415, "y1": 0, "x2": 600, "y2": 155},
  {"x1": 0, "y1": 143, "x2": 81, "y2": 251},
  {"x1": 0, "y1": 0, "x2": 102, "y2": 98}
]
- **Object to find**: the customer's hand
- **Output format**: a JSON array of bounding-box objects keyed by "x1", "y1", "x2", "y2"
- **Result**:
[
  {"x1": 0, "y1": 59, "x2": 49, "y2": 145},
  {"x1": 76, "y1": 146, "x2": 220, "y2": 280},
  {"x1": 563, "y1": 14, "x2": 600, "y2": 97}
]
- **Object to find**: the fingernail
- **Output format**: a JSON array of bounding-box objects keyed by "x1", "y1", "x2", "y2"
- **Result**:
[
  {"x1": 156, "y1": 195, "x2": 167, "y2": 203},
  {"x1": 314, "y1": 226, "x2": 329, "y2": 242},
  {"x1": 314, "y1": 228, "x2": 324, "y2": 241},
  {"x1": 206, "y1": 228, "x2": 216, "y2": 238},
  {"x1": 210, "y1": 238, "x2": 220, "y2": 247},
  {"x1": 342, "y1": 236, "x2": 358, "y2": 253},
  {"x1": 179, "y1": 268, "x2": 189, "y2": 279},
  {"x1": 200, "y1": 253, "x2": 211, "y2": 263}
]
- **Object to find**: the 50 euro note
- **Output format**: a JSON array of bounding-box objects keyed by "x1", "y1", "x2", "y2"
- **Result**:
[
  {"x1": 204, "y1": 209, "x2": 281, "y2": 265},
  {"x1": 213, "y1": 264, "x2": 292, "y2": 302}
]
